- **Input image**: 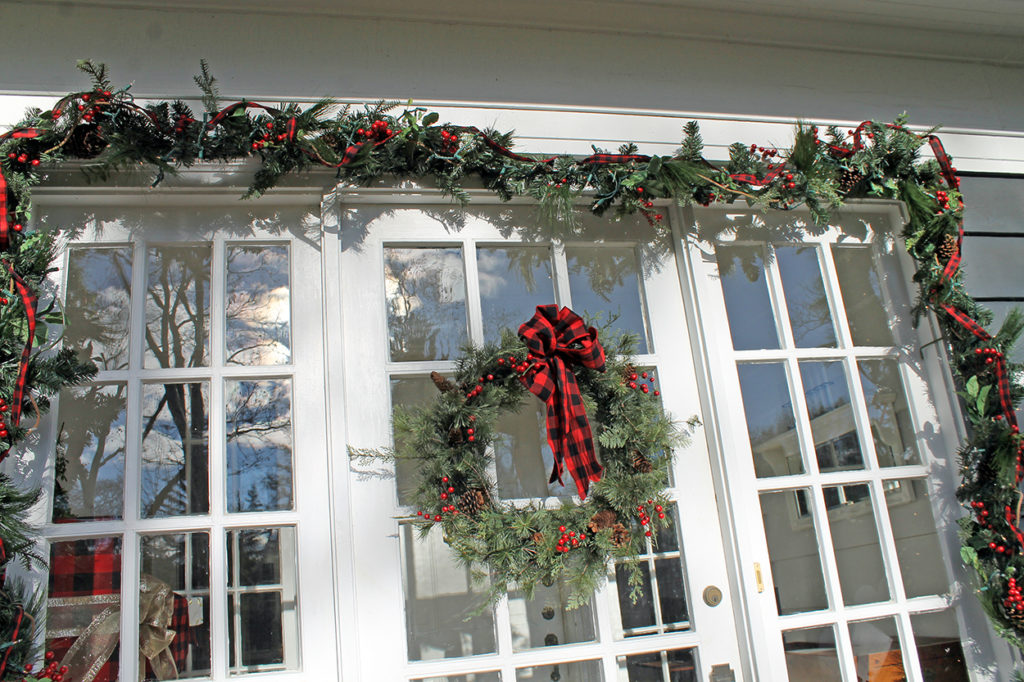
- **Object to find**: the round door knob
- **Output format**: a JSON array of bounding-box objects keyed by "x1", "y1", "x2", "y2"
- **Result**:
[{"x1": 703, "y1": 585, "x2": 723, "y2": 607}]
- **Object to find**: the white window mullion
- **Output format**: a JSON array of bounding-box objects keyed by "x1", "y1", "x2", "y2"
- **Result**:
[
  {"x1": 550, "y1": 242, "x2": 572, "y2": 308},
  {"x1": 120, "y1": 522, "x2": 140, "y2": 682},
  {"x1": 463, "y1": 238, "x2": 485, "y2": 345}
]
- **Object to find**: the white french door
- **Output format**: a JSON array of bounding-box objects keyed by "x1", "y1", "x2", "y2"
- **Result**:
[
  {"x1": 684, "y1": 203, "x2": 983, "y2": 680},
  {"x1": 332, "y1": 195, "x2": 745, "y2": 681}
]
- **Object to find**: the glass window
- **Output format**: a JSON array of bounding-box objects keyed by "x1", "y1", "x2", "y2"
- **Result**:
[
  {"x1": 226, "y1": 527, "x2": 300, "y2": 673},
  {"x1": 225, "y1": 245, "x2": 291, "y2": 365},
  {"x1": 385, "y1": 246, "x2": 468, "y2": 362}
]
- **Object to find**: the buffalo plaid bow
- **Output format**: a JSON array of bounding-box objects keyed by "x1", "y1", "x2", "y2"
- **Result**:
[{"x1": 518, "y1": 305, "x2": 606, "y2": 499}]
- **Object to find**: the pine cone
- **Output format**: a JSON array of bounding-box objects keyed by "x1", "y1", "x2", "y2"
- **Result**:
[
  {"x1": 631, "y1": 451, "x2": 653, "y2": 473},
  {"x1": 447, "y1": 426, "x2": 464, "y2": 445},
  {"x1": 457, "y1": 488, "x2": 488, "y2": 516},
  {"x1": 936, "y1": 233, "x2": 958, "y2": 263},
  {"x1": 431, "y1": 371, "x2": 455, "y2": 393},
  {"x1": 838, "y1": 168, "x2": 863, "y2": 194},
  {"x1": 610, "y1": 522, "x2": 630, "y2": 548},
  {"x1": 532, "y1": 531, "x2": 545, "y2": 545},
  {"x1": 67, "y1": 124, "x2": 107, "y2": 159},
  {"x1": 587, "y1": 510, "x2": 617, "y2": 534}
]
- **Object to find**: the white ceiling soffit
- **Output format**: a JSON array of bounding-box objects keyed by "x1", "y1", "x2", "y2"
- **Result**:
[{"x1": 15, "y1": 0, "x2": 1024, "y2": 66}]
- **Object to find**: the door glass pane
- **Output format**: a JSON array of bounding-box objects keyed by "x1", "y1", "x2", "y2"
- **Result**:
[
  {"x1": 47, "y1": 537, "x2": 122, "y2": 682},
  {"x1": 391, "y1": 376, "x2": 438, "y2": 506},
  {"x1": 140, "y1": 532, "x2": 211, "y2": 680},
  {"x1": 858, "y1": 359, "x2": 921, "y2": 467},
  {"x1": 508, "y1": 580, "x2": 596, "y2": 651},
  {"x1": 494, "y1": 400, "x2": 565, "y2": 499},
  {"x1": 65, "y1": 246, "x2": 132, "y2": 370},
  {"x1": 823, "y1": 484, "x2": 889, "y2": 605},
  {"x1": 516, "y1": 659, "x2": 602, "y2": 682},
  {"x1": 738, "y1": 363, "x2": 802, "y2": 477},
  {"x1": 832, "y1": 246, "x2": 895, "y2": 347},
  {"x1": 776, "y1": 246, "x2": 837, "y2": 348},
  {"x1": 759, "y1": 489, "x2": 828, "y2": 614},
  {"x1": 400, "y1": 524, "x2": 496, "y2": 661},
  {"x1": 849, "y1": 617, "x2": 905, "y2": 681},
  {"x1": 225, "y1": 245, "x2": 291, "y2": 365},
  {"x1": 226, "y1": 527, "x2": 299, "y2": 673},
  {"x1": 385, "y1": 246, "x2": 467, "y2": 362},
  {"x1": 799, "y1": 361, "x2": 864, "y2": 472},
  {"x1": 617, "y1": 648, "x2": 698, "y2": 681},
  {"x1": 782, "y1": 626, "x2": 842, "y2": 681},
  {"x1": 477, "y1": 245, "x2": 554, "y2": 344},
  {"x1": 716, "y1": 244, "x2": 779, "y2": 350},
  {"x1": 616, "y1": 561, "x2": 655, "y2": 631},
  {"x1": 885, "y1": 479, "x2": 949, "y2": 597},
  {"x1": 145, "y1": 245, "x2": 212, "y2": 368},
  {"x1": 225, "y1": 379, "x2": 293, "y2": 512},
  {"x1": 54, "y1": 383, "x2": 127, "y2": 522},
  {"x1": 910, "y1": 610, "x2": 969, "y2": 680},
  {"x1": 141, "y1": 382, "x2": 210, "y2": 518},
  {"x1": 566, "y1": 245, "x2": 650, "y2": 352},
  {"x1": 616, "y1": 506, "x2": 690, "y2": 637}
]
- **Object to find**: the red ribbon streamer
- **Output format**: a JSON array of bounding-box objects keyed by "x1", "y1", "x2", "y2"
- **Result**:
[
  {"x1": 0, "y1": 262, "x2": 38, "y2": 460},
  {"x1": 0, "y1": 603, "x2": 23, "y2": 678},
  {"x1": 518, "y1": 305, "x2": 606, "y2": 499}
]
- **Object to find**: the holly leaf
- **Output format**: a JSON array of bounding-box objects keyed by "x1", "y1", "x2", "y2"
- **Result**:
[
  {"x1": 966, "y1": 375, "x2": 980, "y2": 398},
  {"x1": 977, "y1": 383, "x2": 991, "y2": 415},
  {"x1": 422, "y1": 112, "x2": 439, "y2": 127}
]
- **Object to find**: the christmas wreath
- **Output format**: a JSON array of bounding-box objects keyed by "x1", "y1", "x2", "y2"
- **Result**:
[{"x1": 382, "y1": 305, "x2": 692, "y2": 606}]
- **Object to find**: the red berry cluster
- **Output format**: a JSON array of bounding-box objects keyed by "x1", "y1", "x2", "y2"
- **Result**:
[
  {"x1": 6, "y1": 150, "x2": 41, "y2": 168},
  {"x1": 465, "y1": 371, "x2": 499, "y2": 400},
  {"x1": 624, "y1": 370, "x2": 659, "y2": 397},
  {"x1": 636, "y1": 499, "x2": 665, "y2": 537},
  {"x1": 780, "y1": 171, "x2": 796, "y2": 190},
  {"x1": 23, "y1": 651, "x2": 69, "y2": 682},
  {"x1": 555, "y1": 524, "x2": 587, "y2": 553},
  {"x1": 1004, "y1": 576, "x2": 1024, "y2": 613},
  {"x1": 750, "y1": 144, "x2": 778, "y2": 160},
  {"x1": 935, "y1": 189, "x2": 951, "y2": 212},
  {"x1": 636, "y1": 189, "x2": 664, "y2": 222},
  {"x1": 415, "y1": 476, "x2": 461, "y2": 521},
  {"x1": 0, "y1": 396, "x2": 10, "y2": 439},
  {"x1": 173, "y1": 114, "x2": 195, "y2": 134},
  {"x1": 439, "y1": 129, "x2": 459, "y2": 154},
  {"x1": 810, "y1": 125, "x2": 820, "y2": 145},
  {"x1": 76, "y1": 90, "x2": 110, "y2": 123},
  {"x1": 251, "y1": 121, "x2": 289, "y2": 151},
  {"x1": 356, "y1": 119, "x2": 393, "y2": 141}
]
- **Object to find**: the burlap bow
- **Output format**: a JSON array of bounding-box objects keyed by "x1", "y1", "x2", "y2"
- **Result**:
[{"x1": 518, "y1": 305, "x2": 606, "y2": 499}]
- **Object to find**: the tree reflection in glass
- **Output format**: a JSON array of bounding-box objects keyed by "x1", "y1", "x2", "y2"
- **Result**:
[
  {"x1": 385, "y1": 247, "x2": 467, "y2": 362},
  {"x1": 54, "y1": 383, "x2": 127, "y2": 521},
  {"x1": 145, "y1": 246, "x2": 211, "y2": 369},
  {"x1": 477, "y1": 246, "x2": 553, "y2": 344},
  {"x1": 141, "y1": 382, "x2": 209, "y2": 518},
  {"x1": 226, "y1": 245, "x2": 291, "y2": 366},
  {"x1": 225, "y1": 379, "x2": 293, "y2": 512},
  {"x1": 776, "y1": 246, "x2": 837, "y2": 348},
  {"x1": 566, "y1": 246, "x2": 650, "y2": 352},
  {"x1": 65, "y1": 247, "x2": 132, "y2": 370}
]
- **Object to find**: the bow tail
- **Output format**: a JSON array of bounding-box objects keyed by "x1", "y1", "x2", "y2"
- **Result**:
[{"x1": 543, "y1": 375, "x2": 603, "y2": 500}]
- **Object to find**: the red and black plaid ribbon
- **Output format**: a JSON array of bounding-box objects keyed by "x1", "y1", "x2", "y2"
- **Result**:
[
  {"x1": 0, "y1": 128, "x2": 42, "y2": 251},
  {"x1": 581, "y1": 153, "x2": 651, "y2": 165},
  {"x1": 169, "y1": 594, "x2": 197, "y2": 671},
  {"x1": 3, "y1": 261, "x2": 37, "y2": 433},
  {"x1": 518, "y1": 305, "x2": 606, "y2": 499}
]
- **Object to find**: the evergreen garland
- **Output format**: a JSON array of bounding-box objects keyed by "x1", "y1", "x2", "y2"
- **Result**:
[{"x1": 0, "y1": 61, "x2": 1021, "y2": 650}]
